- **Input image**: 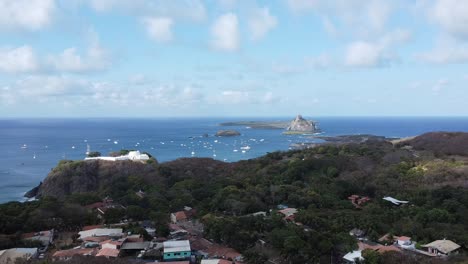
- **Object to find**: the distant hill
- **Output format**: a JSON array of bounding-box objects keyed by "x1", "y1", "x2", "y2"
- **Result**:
[{"x1": 397, "y1": 132, "x2": 468, "y2": 156}]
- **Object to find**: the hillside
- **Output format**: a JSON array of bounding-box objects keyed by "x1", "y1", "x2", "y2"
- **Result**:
[
  {"x1": 396, "y1": 132, "x2": 468, "y2": 156},
  {"x1": 4, "y1": 132, "x2": 468, "y2": 263}
]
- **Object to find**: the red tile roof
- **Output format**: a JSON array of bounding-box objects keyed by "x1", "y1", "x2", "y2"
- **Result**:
[
  {"x1": 81, "y1": 236, "x2": 111, "y2": 243},
  {"x1": 395, "y1": 236, "x2": 411, "y2": 241},
  {"x1": 358, "y1": 242, "x2": 401, "y2": 253},
  {"x1": 96, "y1": 248, "x2": 120, "y2": 258},
  {"x1": 53, "y1": 248, "x2": 98, "y2": 258},
  {"x1": 82, "y1": 225, "x2": 104, "y2": 231},
  {"x1": 174, "y1": 211, "x2": 188, "y2": 221}
]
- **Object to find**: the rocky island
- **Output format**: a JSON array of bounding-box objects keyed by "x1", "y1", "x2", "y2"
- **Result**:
[
  {"x1": 283, "y1": 115, "x2": 320, "y2": 134},
  {"x1": 215, "y1": 130, "x2": 241, "y2": 137}
]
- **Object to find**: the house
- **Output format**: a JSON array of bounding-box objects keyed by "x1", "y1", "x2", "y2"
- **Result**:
[
  {"x1": 100, "y1": 238, "x2": 126, "y2": 250},
  {"x1": 358, "y1": 241, "x2": 401, "y2": 254},
  {"x1": 171, "y1": 211, "x2": 188, "y2": 224},
  {"x1": 204, "y1": 244, "x2": 242, "y2": 261},
  {"x1": 85, "y1": 150, "x2": 150, "y2": 162},
  {"x1": 349, "y1": 228, "x2": 365, "y2": 238},
  {"x1": 201, "y1": 259, "x2": 233, "y2": 264},
  {"x1": 278, "y1": 208, "x2": 297, "y2": 217},
  {"x1": 422, "y1": 240, "x2": 461, "y2": 256},
  {"x1": 96, "y1": 248, "x2": 120, "y2": 258},
  {"x1": 52, "y1": 248, "x2": 98, "y2": 260},
  {"x1": 382, "y1": 196, "x2": 409, "y2": 205},
  {"x1": 343, "y1": 250, "x2": 363, "y2": 263},
  {"x1": 0, "y1": 248, "x2": 38, "y2": 264},
  {"x1": 140, "y1": 220, "x2": 156, "y2": 237},
  {"x1": 21, "y1": 230, "x2": 54, "y2": 246},
  {"x1": 78, "y1": 228, "x2": 123, "y2": 240},
  {"x1": 163, "y1": 240, "x2": 191, "y2": 261},
  {"x1": 395, "y1": 236, "x2": 412, "y2": 246}
]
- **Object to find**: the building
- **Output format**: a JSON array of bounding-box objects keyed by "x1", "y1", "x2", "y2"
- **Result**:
[
  {"x1": 382, "y1": 196, "x2": 409, "y2": 205},
  {"x1": 78, "y1": 228, "x2": 123, "y2": 240},
  {"x1": 96, "y1": 248, "x2": 120, "y2": 258},
  {"x1": 52, "y1": 248, "x2": 98, "y2": 260},
  {"x1": 100, "y1": 238, "x2": 126, "y2": 250},
  {"x1": 85, "y1": 151, "x2": 149, "y2": 162},
  {"x1": 343, "y1": 250, "x2": 363, "y2": 263},
  {"x1": 0, "y1": 248, "x2": 38, "y2": 264},
  {"x1": 163, "y1": 240, "x2": 191, "y2": 261},
  {"x1": 201, "y1": 259, "x2": 233, "y2": 264},
  {"x1": 395, "y1": 236, "x2": 412, "y2": 246},
  {"x1": 422, "y1": 240, "x2": 461, "y2": 256},
  {"x1": 171, "y1": 211, "x2": 188, "y2": 224}
]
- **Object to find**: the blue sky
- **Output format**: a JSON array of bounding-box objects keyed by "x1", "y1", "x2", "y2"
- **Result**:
[{"x1": 0, "y1": 0, "x2": 467, "y2": 117}]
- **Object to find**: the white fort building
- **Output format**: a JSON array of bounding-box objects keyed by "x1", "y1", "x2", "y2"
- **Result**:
[{"x1": 85, "y1": 150, "x2": 150, "y2": 162}]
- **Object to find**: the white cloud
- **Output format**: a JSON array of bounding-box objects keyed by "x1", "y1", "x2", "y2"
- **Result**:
[
  {"x1": 0, "y1": 29, "x2": 110, "y2": 74},
  {"x1": 248, "y1": 7, "x2": 278, "y2": 41},
  {"x1": 0, "y1": 0, "x2": 56, "y2": 31},
  {"x1": 0, "y1": 46, "x2": 39, "y2": 73},
  {"x1": 345, "y1": 41, "x2": 386, "y2": 67},
  {"x1": 286, "y1": 0, "x2": 394, "y2": 36},
  {"x1": 345, "y1": 29, "x2": 410, "y2": 67},
  {"x1": 211, "y1": 13, "x2": 239, "y2": 52},
  {"x1": 416, "y1": 39, "x2": 468, "y2": 64},
  {"x1": 430, "y1": 0, "x2": 468, "y2": 39},
  {"x1": 142, "y1": 17, "x2": 174, "y2": 43},
  {"x1": 87, "y1": 0, "x2": 206, "y2": 22},
  {"x1": 432, "y1": 78, "x2": 449, "y2": 94}
]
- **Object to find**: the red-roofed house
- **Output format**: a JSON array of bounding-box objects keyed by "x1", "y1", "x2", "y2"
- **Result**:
[
  {"x1": 52, "y1": 248, "x2": 98, "y2": 260},
  {"x1": 100, "y1": 238, "x2": 126, "y2": 250},
  {"x1": 96, "y1": 248, "x2": 120, "y2": 258},
  {"x1": 171, "y1": 211, "x2": 188, "y2": 224},
  {"x1": 395, "y1": 236, "x2": 412, "y2": 246},
  {"x1": 82, "y1": 225, "x2": 104, "y2": 231}
]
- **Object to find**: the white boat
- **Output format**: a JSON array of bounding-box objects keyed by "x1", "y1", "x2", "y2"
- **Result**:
[
  {"x1": 72, "y1": 146, "x2": 75, "y2": 149},
  {"x1": 242, "y1": 150, "x2": 246, "y2": 153},
  {"x1": 114, "y1": 141, "x2": 118, "y2": 144},
  {"x1": 33, "y1": 153, "x2": 36, "y2": 159},
  {"x1": 85, "y1": 144, "x2": 90, "y2": 155},
  {"x1": 191, "y1": 151, "x2": 195, "y2": 156},
  {"x1": 240, "y1": 146, "x2": 251, "y2": 150},
  {"x1": 233, "y1": 149, "x2": 238, "y2": 152},
  {"x1": 21, "y1": 144, "x2": 27, "y2": 149}
]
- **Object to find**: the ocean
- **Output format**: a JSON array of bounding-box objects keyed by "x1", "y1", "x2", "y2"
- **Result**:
[{"x1": 1, "y1": 117, "x2": 468, "y2": 203}]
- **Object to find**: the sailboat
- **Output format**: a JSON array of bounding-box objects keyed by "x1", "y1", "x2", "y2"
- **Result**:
[{"x1": 85, "y1": 144, "x2": 91, "y2": 156}]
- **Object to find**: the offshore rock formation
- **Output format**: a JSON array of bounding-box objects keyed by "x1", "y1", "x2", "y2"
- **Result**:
[
  {"x1": 215, "y1": 130, "x2": 241, "y2": 137},
  {"x1": 285, "y1": 115, "x2": 319, "y2": 134}
]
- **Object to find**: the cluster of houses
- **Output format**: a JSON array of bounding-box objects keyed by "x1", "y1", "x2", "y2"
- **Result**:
[
  {"x1": 0, "y1": 229, "x2": 54, "y2": 263},
  {"x1": 0, "y1": 205, "x2": 244, "y2": 264},
  {"x1": 343, "y1": 229, "x2": 462, "y2": 263}
]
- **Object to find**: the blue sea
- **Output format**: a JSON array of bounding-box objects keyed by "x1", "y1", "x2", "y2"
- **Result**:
[{"x1": 1, "y1": 117, "x2": 468, "y2": 203}]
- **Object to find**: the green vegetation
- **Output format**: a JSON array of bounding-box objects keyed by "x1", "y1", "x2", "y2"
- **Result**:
[{"x1": 1, "y1": 136, "x2": 468, "y2": 263}]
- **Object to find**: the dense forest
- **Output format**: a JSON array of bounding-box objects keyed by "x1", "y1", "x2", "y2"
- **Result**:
[{"x1": 1, "y1": 132, "x2": 468, "y2": 263}]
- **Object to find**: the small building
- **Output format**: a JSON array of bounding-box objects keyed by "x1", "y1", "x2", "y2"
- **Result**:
[
  {"x1": 382, "y1": 196, "x2": 409, "y2": 205},
  {"x1": 201, "y1": 259, "x2": 233, "y2": 264},
  {"x1": 96, "y1": 248, "x2": 120, "y2": 258},
  {"x1": 171, "y1": 211, "x2": 188, "y2": 224},
  {"x1": 78, "y1": 228, "x2": 123, "y2": 240},
  {"x1": 52, "y1": 248, "x2": 98, "y2": 260},
  {"x1": 100, "y1": 238, "x2": 126, "y2": 250},
  {"x1": 422, "y1": 240, "x2": 461, "y2": 256},
  {"x1": 163, "y1": 240, "x2": 191, "y2": 261},
  {"x1": 278, "y1": 208, "x2": 297, "y2": 217},
  {"x1": 343, "y1": 250, "x2": 363, "y2": 263},
  {"x1": 395, "y1": 236, "x2": 412, "y2": 246},
  {"x1": 0, "y1": 248, "x2": 38, "y2": 263},
  {"x1": 349, "y1": 228, "x2": 365, "y2": 238}
]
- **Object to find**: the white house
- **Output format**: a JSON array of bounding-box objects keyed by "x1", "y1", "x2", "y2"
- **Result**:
[
  {"x1": 0, "y1": 248, "x2": 38, "y2": 263},
  {"x1": 343, "y1": 250, "x2": 363, "y2": 263},
  {"x1": 383, "y1": 196, "x2": 409, "y2": 205},
  {"x1": 395, "y1": 236, "x2": 412, "y2": 246},
  {"x1": 78, "y1": 228, "x2": 123, "y2": 240},
  {"x1": 85, "y1": 151, "x2": 150, "y2": 162}
]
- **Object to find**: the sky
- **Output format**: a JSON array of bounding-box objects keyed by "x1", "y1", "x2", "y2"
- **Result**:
[{"x1": 0, "y1": 0, "x2": 467, "y2": 117}]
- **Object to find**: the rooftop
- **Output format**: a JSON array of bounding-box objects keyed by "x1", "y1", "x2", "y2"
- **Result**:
[
  {"x1": 163, "y1": 240, "x2": 191, "y2": 253},
  {"x1": 96, "y1": 248, "x2": 120, "y2": 258},
  {"x1": 423, "y1": 240, "x2": 461, "y2": 254}
]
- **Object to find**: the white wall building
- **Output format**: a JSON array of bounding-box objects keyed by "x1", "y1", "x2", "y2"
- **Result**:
[{"x1": 85, "y1": 151, "x2": 150, "y2": 162}]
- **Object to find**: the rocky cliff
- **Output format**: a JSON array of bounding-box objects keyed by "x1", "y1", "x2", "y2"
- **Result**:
[{"x1": 285, "y1": 115, "x2": 319, "y2": 133}]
